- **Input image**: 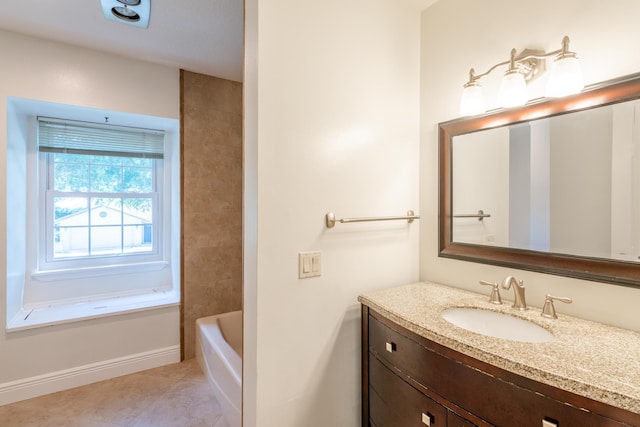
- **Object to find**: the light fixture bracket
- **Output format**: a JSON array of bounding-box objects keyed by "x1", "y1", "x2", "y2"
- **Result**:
[{"x1": 513, "y1": 49, "x2": 546, "y2": 82}]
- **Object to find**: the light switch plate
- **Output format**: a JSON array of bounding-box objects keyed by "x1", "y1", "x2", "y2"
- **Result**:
[{"x1": 299, "y1": 251, "x2": 321, "y2": 278}]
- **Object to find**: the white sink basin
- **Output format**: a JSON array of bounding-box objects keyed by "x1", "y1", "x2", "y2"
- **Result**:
[{"x1": 441, "y1": 307, "x2": 554, "y2": 343}]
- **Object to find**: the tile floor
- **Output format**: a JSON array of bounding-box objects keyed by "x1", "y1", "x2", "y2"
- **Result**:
[{"x1": 0, "y1": 358, "x2": 228, "y2": 427}]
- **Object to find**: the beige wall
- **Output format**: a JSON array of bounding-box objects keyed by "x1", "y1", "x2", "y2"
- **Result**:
[
  {"x1": 0, "y1": 29, "x2": 180, "y2": 395},
  {"x1": 243, "y1": 0, "x2": 421, "y2": 425},
  {"x1": 180, "y1": 70, "x2": 243, "y2": 359},
  {"x1": 420, "y1": 0, "x2": 640, "y2": 331}
]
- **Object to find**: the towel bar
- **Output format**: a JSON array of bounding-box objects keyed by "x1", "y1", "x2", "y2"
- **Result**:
[
  {"x1": 453, "y1": 209, "x2": 490, "y2": 221},
  {"x1": 325, "y1": 210, "x2": 419, "y2": 228}
]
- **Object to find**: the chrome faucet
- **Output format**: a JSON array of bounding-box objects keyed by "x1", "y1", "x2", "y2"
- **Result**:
[{"x1": 500, "y1": 276, "x2": 527, "y2": 310}]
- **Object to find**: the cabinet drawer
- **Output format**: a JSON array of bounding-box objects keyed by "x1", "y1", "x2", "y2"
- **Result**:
[
  {"x1": 369, "y1": 354, "x2": 447, "y2": 427},
  {"x1": 447, "y1": 411, "x2": 477, "y2": 427},
  {"x1": 368, "y1": 313, "x2": 428, "y2": 380}
]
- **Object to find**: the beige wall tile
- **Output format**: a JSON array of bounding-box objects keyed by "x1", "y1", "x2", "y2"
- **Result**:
[{"x1": 180, "y1": 70, "x2": 243, "y2": 359}]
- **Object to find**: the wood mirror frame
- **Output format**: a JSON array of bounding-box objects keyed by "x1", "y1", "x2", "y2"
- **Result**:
[{"x1": 439, "y1": 73, "x2": 640, "y2": 287}]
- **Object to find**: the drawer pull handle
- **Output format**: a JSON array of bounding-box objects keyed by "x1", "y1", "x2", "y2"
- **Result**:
[
  {"x1": 385, "y1": 342, "x2": 396, "y2": 353},
  {"x1": 542, "y1": 419, "x2": 558, "y2": 427},
  {"x1": 421, "y1": 412, "x2": 434, "y2": 425}
]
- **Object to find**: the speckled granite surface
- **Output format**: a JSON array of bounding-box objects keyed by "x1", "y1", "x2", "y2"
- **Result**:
[{"x1": 358, "y1": 281, "x2": 640, "y2": 414}]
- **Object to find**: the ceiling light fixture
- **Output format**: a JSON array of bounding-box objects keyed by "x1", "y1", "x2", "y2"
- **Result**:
[
  {"x1": 459, "y1": 36, "x2": 583, "y2": 116},
  {"x1": 101, "y1": 0, "x2": 150, "y2": 29},
  {"x1": 112, "y1": 6, "x2": 140, "y2": 22}
]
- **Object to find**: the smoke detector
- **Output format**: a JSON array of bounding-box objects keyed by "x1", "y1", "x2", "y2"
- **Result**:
[{"x1": 101, "y1": 0, "x2": 150, "y2": 29}]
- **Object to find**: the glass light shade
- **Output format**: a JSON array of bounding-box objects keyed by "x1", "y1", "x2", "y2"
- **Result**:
[
  {"x1": 459, "y1": 83, "x2": 485, "y2": 116},
  {"x1": 546, "y1": 55, "x2": 584, "y2": 97},
  {"x1": 498, "y1": 71, "x2": 528, "y2": 108}
]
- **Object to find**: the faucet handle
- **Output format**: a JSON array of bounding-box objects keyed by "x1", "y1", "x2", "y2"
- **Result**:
[
  {"x1": 541, "y1": 294, "x2": 572, "y2": 319},
  {"x1": 479, "y1": 280, "x2": 502, "y2": 305}
]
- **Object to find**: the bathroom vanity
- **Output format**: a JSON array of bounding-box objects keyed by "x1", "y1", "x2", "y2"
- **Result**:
[{"x1": 359, "y1": 282, "x2": 640, "y2": 427}]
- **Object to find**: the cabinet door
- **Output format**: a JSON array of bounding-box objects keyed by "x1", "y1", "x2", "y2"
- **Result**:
[{"x1": 369, "y1": 354, "x2": 447, "y2": 426}]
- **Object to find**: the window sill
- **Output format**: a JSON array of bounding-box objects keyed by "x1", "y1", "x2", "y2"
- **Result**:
[
  {"x1": 6, "y1": 289, "x2": 180, "y2": 332},
  {"x1": 31, "y1": 261, "x2": 169, "y2": 282}
]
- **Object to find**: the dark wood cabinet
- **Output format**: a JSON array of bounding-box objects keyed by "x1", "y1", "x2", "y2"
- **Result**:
[
  {"x1": 362, "y1": 305, "x2": 640, "y2": 427},
  {"x1": 370, "y1": 354, "x2": 447, "y2": 426},
  {"x1": 447, "y1": 411, "x2": 477, "y2": 427}
]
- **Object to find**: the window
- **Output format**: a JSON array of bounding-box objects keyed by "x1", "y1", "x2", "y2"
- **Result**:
[
  {"x1": 37, "y1": 118, "x2": 164, "y2": 271},
  {"x1": 5, "y1": 97, "x2": 180, "y2": 330}
]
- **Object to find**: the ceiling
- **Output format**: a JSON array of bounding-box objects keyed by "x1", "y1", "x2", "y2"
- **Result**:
[
  {"x1": 0, "y1": 0, "x2": 244, "y2": 82},
  {"x1": 0, "y1": 1, "x2": 439, "y2": 84}
]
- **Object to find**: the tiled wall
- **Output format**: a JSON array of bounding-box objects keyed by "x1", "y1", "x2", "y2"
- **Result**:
[{"x1": 180, "y1": 70, "x2": 243, "y2": 359}]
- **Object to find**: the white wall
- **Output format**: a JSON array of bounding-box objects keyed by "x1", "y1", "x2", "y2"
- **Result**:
[
  {"x1": 611, "y1": 102, "x2": 640, "y2": 261},
  {"x1": 550, "y1": 109, "x2": 612, "y2": 258},
  {"x1": 420, "y1": 0, "x2": 640, "y2": 331},
  {"x1": 452, "y1": 127, "x2": 509, "y2": 246},
  {"x1": 528, "y1": 120, "x2": 551, "y2": 252},
  {"x1": 244, "y1": 0, "x2": 421, "y2": 425},
  {"x1": 0, "y1": 30, "x2": 180, "y2": 400}
]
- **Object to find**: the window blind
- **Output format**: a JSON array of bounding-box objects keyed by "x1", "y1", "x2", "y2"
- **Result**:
[{"x1": 38, "y1": 117, "x2": 165, "y2": 159}]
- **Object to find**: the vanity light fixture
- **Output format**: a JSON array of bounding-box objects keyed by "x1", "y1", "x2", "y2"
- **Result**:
[
  {"x1": 459, "y1": 36, "x2": 583, "y2": 116},
  {"x1": 101, "y1": 0, "x2": 150, "y2": 29}
]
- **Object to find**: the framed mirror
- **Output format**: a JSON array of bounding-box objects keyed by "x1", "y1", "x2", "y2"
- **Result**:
[{"x1": 439, "y1": 73, "x2": 640, "y2": 287}]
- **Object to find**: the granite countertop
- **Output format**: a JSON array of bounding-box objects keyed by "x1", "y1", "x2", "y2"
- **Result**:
[{"x1": 358, "y1": 281, "x2": 640, "y2": 414}]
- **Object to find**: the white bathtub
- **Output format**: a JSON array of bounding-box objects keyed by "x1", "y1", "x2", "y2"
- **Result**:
[{"x1": 196, "y1": 310, "x2": 242, "y2": 427}]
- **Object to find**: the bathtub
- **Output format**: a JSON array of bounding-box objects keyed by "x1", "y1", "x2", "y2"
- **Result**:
[{"x1": 196, "y1": 310, "x2": 242, "y2": 427}]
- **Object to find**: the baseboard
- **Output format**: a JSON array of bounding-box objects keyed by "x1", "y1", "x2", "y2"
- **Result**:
[{"x1": 0, "y1": 345, "x2": 180, "y2": 406}]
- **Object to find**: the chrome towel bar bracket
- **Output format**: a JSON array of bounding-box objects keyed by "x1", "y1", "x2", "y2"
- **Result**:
[{"x1": 325, "y1": 210, "x2": 420, "y2": 228}]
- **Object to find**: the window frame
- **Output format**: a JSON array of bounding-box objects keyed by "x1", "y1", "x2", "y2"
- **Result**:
[
  {"x1": 6, "y1": 97, "x2": 180, "y2": 331},
  {"x1": 37, "y1": 150, "x2": 164, "y2": 273}
]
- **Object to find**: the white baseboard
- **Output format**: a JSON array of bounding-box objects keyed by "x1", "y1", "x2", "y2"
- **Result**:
[{"x1": 0, "y1": 345, "x2": 181, "y2": 406}]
